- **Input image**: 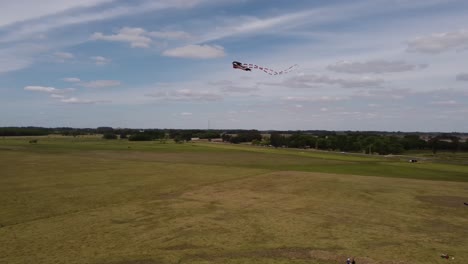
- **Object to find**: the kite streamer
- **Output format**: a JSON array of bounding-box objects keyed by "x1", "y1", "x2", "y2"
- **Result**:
[{"x1": 232, "y1": 61, "x2": 298, "y2": 75}]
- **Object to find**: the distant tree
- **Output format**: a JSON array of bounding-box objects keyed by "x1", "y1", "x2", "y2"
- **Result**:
[
  {"x1": 402, "y1": 135, "x2": 426, "y2": 150},
  {"x1": 428, "y1": 136, "x2": 440, "y2": 154},
  {"x1": 270, "y1": 132, "x2": 285, "y2": 147},
  {"x1": 225, "y1": 130, "x2": 262, "y2": 144},
  {"x1": 97, "y1": 127, "x2": 114, "y2": 134},
  {"x1": 221, "y1": 134, "x2": 232, "y2": 142},
  {"x1": 128, "y1": 133, "x2": 153, "y2": 141},
  {"x1": 197, "y1": 131, "x2": 221, "y2": 139},
  {"x1": 103, "y1": 133, "x2": 118, "y2": 140},
  {"x1": 173, "y1": 136, "x2": 184, "y2": 143},
  {"x1": 252, "y1": 139, "x2": 261, "y2": 145},
  {"x1": 261, "y1": 136, "x2": 271, "y2": 146},
  {"x1": 450, "y1": 136, "x2": 460, "y2": 153},
  {"x1": 159, "y1": 134, "x2": 169, "y2": 144},
  {"x1": 462, "y1": 139, "x2": 468, "y2": 151},
  {"x1": 0, "y1": 127, "x2": 50, "y2": 136},
  {"x1": 287, "y1": 134, "x2": 315, "y2": 148}
]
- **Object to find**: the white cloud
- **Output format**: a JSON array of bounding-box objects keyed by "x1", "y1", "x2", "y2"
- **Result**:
[
  {"x1": 80, "y1": 80, "x2": 121, "y2": 88},
  {"x1": 406, "y1": 29, "x2": 468, "y2": 54},
  {"x1": 196, "y1": 0, "x2": 456, "y2": 44},
  {"x1": 0, "y1": 1, "x2": 205, "y2": 44},
  {"x1": 50, "y1": 94, "x2": 65, "y2": 99},
  {"x1": 60, "y1": 97, "x2": 109, "y2": 104},
  {"x1": 180, "y1": 112, "x2": 193, "y2": 116},
  {"x1": 90, "y1": 56, "x2": 111, "y2": 65},
  {"x1": 146, "y1": 89, "x2": 223, "y2": 101},
  {"x1": 327, "y1": 60, "x2": 427, "y2": 74},
  {"x1": 220, "y1": 86, "x2": 260, "y2": 93},
  {"x1": 0, "y1": 0, "x2": 114, "y2": 27},
  {"x1": 198, "y1": 10, "x2": 316, "y2": 43},
  {"x1": 62, "y1": 77, "x2": 81, "y2": 82},
  {"x1": 337, "y1": 76, "x2": 385, "y2": 88},
  {"x1": 283, "y1": 96, "x2": 345, "y2": 103},
  {"x1": 54, "y1": 51, "x2": 74, "y2": 62},
  {"x1": 429, "y1": 100, "x2": 458, "y2": 106},
  {"x1": 210, "y1": 80, "x2": 260, "y2": 93},
  {"x1": 24, "y1": 86, "x2": 74, "y2": 94},
  {"x1": 270, "y1": 74, "x2": 384, "y2": 89},
  {"x1": 162, "y1": 44, "x2": 225, "y2": 59},
  {"x1": 91, "y1": 27, "x2": 152, "y2": 48},
  {"x1": 148, "y1": 31, "x2": 192, "y2": 40},
  {"x1": 352, "y1": 88, "x2": 410, "y2": 100},
  {"x1": 196, "y1": 1, "x2": 398, "y2": 44},
  {"x1": 456, "y1": 73, "x2": 468, "y2": 81},
  {"x1": 90, "y1": 27, "x2": 193, "y2": 48},
  {"x1": 0, "y1": 54, "x2": 32, "y2": 73},
  {"x1": 24, "y1": 86, "x2": 57, "y2": 93}
]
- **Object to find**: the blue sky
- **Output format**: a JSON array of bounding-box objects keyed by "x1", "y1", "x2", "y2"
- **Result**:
[{"x1": 1, "y1": 0, "x2": 467, "y2": 131}]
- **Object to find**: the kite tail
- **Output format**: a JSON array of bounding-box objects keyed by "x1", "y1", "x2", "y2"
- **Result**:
[{"x1": 242, "y1": 63, "x2": 298, "y2": 75}]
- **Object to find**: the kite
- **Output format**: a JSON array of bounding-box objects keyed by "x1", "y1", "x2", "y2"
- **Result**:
[
  {"x1": 232, "y1": 61, "x2": 251, "y2": 71},
  {"x1": 232, "y1": 61, "x2": 298, "y2": 75}
]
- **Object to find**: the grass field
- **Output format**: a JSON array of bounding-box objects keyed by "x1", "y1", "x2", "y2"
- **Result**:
[{"x1": 1, "y1": 136, "x2": 467, "y2": 264}]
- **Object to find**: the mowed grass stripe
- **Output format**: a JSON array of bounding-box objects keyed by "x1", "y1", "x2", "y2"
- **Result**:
[
  {"x1": 0, "y1": 150, "x2": 270, "y2": 227},
  {"x1": 1, "y1": 171, "x2": 467, "y2": 264},
  {"x1": 2, "y1": 137, "x2": 468, "y2": 182},
  {"x1": 1, "y1": 137, "x2": 468, "y2": 264}
]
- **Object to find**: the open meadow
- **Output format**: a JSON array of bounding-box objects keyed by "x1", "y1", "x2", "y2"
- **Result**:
[{"x1": 1, "y1": 136, "x2": 467, "y2": 264}]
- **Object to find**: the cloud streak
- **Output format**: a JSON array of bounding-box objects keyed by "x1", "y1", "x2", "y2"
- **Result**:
[
  {"x1": 80, "y1": 80, "x2": 121, "y2": 88},
  {"x1": 63, "y1": 77, "x2": 81, "y2": 83},
  {"x1": 265, "y1": 74, "x2": 385, "y2": 89},
  {"x1": 54, "y1": 51, "x2": 74, "y2": 61},
  {"x1": 146, "y1": 89, "x2": 223, "y2": 101},
  {"x1": 60, "y1": 97, "x2": 110, "y2": 104},
  {"x1": 0, "y1": 0, "x2": 114, "y2": 28},
  {"x1": 406, "y1": 29, "x2": 468, "y2": 54},
  {"x1": 24, "y1": 86, "x2": 74, "y2": 94},
  {"x1": 327, "y1": 60, "x2": 427, "y2": 74},
  {"x1": 0, "y1": 0, "x2": 206, "y2": 44},
  {"x1": 91, "y1": 56, "x2": 111, "y2": 65},
  {"x1": 162, "y1": 44, "x2": 225, "y2": 59}
]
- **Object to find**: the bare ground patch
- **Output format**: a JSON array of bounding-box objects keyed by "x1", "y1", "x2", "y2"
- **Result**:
[
  {"x1": 161, "y1": 243, "x2": 203, "y2": 251},
  {"x1": 416, "y1": 195, "x2": 468, "y2": 208},
  {"x1": 185, "y1": 247, "x2": 411, "y2": 264},
  {"x1": 102, "y1": 260, "x2": 162, "y2": 264}
]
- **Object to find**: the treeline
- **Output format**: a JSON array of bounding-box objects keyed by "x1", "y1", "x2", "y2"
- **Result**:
[
  {"x1": 224, "y1": 131, "x2": 467, "y2": 154},
  {"x1": 0, "y1": 127, "x2": 51, "y2": 136},
  {"x1": 1, "y1": 127, "x2": 467, "y2": 154},
  {"x1": 261, "y1": 133, "x2": 468, "y2": 155},
  {"x1": 0, "y1": 127, "x2": 223, "y2": 140}
]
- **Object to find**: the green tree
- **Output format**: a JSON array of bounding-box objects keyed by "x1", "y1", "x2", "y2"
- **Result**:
[
  {"x1": 428, "y1": 136, "x2": 440, "y2": 154},
  {"x1": 269, "y1": 132, "x2": 285, "y2": 147},
  {"x1": 103, "y1": 133, "x2": 118, "y2": 140}
]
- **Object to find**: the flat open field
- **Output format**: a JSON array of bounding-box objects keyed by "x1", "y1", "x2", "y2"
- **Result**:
[{"x1": 1, "y1": 136, "x2": 467, "y2": 264}]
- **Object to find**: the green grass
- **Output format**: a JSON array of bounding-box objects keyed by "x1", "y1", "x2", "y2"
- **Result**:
[{"x1": 1, "y1": 136, "x2": 468, "y2": 264}]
